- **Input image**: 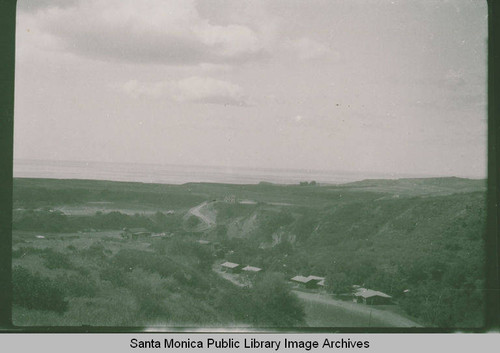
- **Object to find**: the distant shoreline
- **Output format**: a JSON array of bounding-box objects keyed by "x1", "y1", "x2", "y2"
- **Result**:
[
  {"x1": 12, "y1": 175, "x2": 487, "y2": 188},
  {"x1": 12, "y1": 159, "x2": 484, "y2": 186}
]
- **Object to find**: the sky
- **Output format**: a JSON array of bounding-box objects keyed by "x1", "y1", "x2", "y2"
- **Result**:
[{"x1": 13, "y1": 0, "x2": 488, "y2": 178}]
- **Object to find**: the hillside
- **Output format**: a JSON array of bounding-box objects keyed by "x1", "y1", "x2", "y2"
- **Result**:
[
  {"x1": 338, "y1": 177, "x2": 486, "y2": 196},
  {"x1": 11, "y1": 177, "x2": 486, "y2": 327}
]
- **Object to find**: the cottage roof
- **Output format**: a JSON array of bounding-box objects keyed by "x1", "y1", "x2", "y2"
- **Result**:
[
  {"x1": 290, "y1": 275, "x2": 313, "y2": 283},
  {"x1": 291, "y1": 275, "x2": 325, "y2": 283},
  {"x1": 242, "y1": 265, "x2": 262, "y2": 272},
  {"x1": 221, "y1": 261, "x2": 240, "y2": 269},
  {"x1": 354, "y1": 288, "x2": 391, "y2": 299}
]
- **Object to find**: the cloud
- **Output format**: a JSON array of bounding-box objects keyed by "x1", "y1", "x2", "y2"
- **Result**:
[
  {"x1": 285, "y1": 37, "x2": 331, "y2": 60},
  {"x1": 17, "y1": 0, "x2": 80, "y2": 13},
  {"x1": 122, "y1": 76, "x2": 249, "y2": 106},
  {"x1": 25, "y1": 0, "x2": 267, "y2": 65}
]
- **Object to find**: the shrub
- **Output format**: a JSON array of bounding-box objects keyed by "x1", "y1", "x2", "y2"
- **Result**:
[
  {"x1": 186, "y1": 216, "x2": 201, "y2": 227},
  {"x1": 12, "y1": 266, "x2": 68, "y2": 313},
  {"x1": 42, "y1": 250, "x2": 75, "y2": 270},
  {"x1": 247, "y1": 273, "x2": 305, "y2": 326},
  {"x1": 66, "y1": 244, "x2": 77, "y2": 252},
  {"x1": 80, "y1": 242, "x2": 108, "y2": 260},
  {"x1": 56, "y1": 273, "x2": 98, "y2": 297},
  {"x1": 99, "y1": 265, "x2": 127, "y2": 287},
  {"x1": 12, "y1": 248, "x2": 25, "y2": 259}
]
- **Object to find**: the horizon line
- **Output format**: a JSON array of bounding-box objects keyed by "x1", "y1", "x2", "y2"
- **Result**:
[{"x1": 12, "y1": 158, "x2": 486, "y2": 181}]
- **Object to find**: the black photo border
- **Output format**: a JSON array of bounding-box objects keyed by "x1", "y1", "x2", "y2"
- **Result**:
[{"x1": 0, "y1": 0, "x2": 498, "y2": 333}]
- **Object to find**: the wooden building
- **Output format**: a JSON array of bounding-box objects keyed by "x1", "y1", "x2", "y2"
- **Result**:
[
  {"x1": 307, "y1": 275, "x2": 326, "y2": 287},
  {"x1": 353, "y1": 288, "x2": 392, "y2": 305},
  {"x1": 221, "y1": 261, "x2": 241, "y2": 273},
  {"x1": 241, "y1": 265, "x2": 262, "y2": 275},
  {"x1": 290, "y1": 275, "x2": 325, "y2": 289}
]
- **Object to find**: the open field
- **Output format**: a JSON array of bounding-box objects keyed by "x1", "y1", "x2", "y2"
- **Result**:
[{"x1": 12, "y1": 177, "x2": 486, "y2": 327}]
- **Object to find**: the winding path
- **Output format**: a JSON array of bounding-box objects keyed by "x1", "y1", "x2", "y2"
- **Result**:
[
  {"x1": 186, "y1": 201, "x2": 216, "y2": 230},
  {"x1": 293, "y1": 290, "x2": 422, "y2": 327}
]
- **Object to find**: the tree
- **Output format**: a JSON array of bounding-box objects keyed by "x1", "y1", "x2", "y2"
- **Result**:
[
  {"x1": 248, "y1": 273, "x2": 305, "y2": 326},
  {"x1": 12, "y1": 266, "x2": 68, "y2": 313},
  {"x1": 325, "y1": 272, "x2": 352, "y2": 294}
]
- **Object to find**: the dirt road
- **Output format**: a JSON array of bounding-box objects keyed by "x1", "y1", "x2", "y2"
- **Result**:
[
  {"x1": 186, "y1": 201, "x2": 216, "y2": 230},
  {"x1": 293, "y1": 290, "x2": 422, "y2": 327}
]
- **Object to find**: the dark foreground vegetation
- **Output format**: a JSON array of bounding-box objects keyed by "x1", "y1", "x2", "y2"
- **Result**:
[
  {"x1": 12, "y1": 235, "x2": 304, "y2": 326},
  {"x1": 12, "y1": 177, "x2": 486, "y2": 327}
]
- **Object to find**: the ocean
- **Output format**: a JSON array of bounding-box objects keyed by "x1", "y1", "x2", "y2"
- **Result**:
[{"x1": 13, "y1": 159, "x2": 414, "y2": 185}]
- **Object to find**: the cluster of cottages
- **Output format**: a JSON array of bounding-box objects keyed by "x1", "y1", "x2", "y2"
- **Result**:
[
  {"x1": 220, "y1": 262, "x2": 392, "y2": 305},
  {"x1": 123, "y1": 228, "x2": 393, "y2": 306},
  {"x1": 220, "y1": 261, "x2": 263, "y2": 275},
  {"x1": 290, "y1": 277, "x2": 392, "y2": 305}
]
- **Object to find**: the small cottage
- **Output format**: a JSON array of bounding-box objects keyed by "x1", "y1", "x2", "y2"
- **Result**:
[
  {"x1": 241, "y1": 265, "x2": 262, "y2": 275},
  {"x1": 290, "y1": 275, "x2": 316, "y2": 289},
  {"x1": 290, "y1": 275, "x2": 325, "y2": 289},
  {"x1": 221, "y1": 261, "x2": 241, "y2": 273},
  {"x1": 353, "y1": 288, "x2": 392, "y2": 305}
]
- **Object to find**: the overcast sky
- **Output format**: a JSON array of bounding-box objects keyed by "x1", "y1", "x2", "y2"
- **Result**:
[{"x1": 14, "y1": 0, "x2": 487, "y2": 178}]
